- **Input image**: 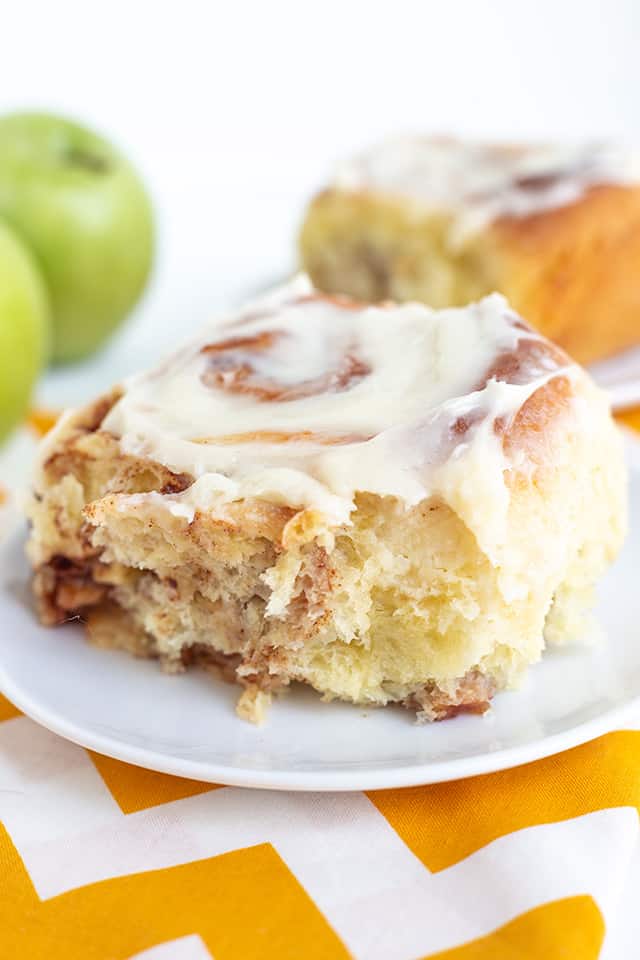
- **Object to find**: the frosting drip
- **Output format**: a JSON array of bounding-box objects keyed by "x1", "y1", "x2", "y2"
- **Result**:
[
  {"x1": 333, "y1": 137, "x2": 640, "y2": 243},
  {"x1": 100, "y1": 279, "x2": 575, "y2": 566}
]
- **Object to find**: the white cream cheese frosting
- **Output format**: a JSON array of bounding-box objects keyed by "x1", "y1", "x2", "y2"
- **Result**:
[
  {"x1": 93, "y1": 278, "x2": 576, "y2": 570},
  {"x1": 333, "y1": 137, "x2": 640, "y2": 243}
]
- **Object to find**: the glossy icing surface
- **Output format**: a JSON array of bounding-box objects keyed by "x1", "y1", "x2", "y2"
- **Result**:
[
  {"x1": 98, "y1": 279, "x2": 574, "y2": 555},
  {"x1": 333, "y1": 137, "x2": 640, "y2": 241}
]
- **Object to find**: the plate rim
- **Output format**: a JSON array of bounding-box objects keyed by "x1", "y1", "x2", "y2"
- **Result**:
[
  {"x1": 1, "y1": 659, "x2": 638, "y2": 790},
  {"x1": 1, "y1": 432, "x2": 638, "y2": 792}
]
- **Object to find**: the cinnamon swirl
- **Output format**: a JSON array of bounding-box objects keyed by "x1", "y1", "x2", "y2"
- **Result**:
[
  {"x1": 299, "y1": 137, "x2": 640, "y2": 364},
  {"x1": 27, "y1": 278, "x2": 627, "y2": 722}
]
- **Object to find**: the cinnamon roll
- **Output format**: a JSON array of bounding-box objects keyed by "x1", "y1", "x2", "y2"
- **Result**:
[
  {"x1": 27, "y1": 278, "x2": 626, "y2": 722},
  {"x1": 299, "y1": 137, "x2": 640, "y2": 364}
]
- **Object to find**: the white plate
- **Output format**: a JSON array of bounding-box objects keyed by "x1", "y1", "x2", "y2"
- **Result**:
[{"x1": 1, "y1": 439, "x2": 639, "y2": 792}]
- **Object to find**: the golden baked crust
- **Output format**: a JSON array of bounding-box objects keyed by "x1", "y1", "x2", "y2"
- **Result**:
[
  {"x1": 30, "y1": 401, "x2": 506, "y2": 720},
  {"x1": 300, "y1": 183, "x2": 640, "y2": 365},
  {"x1": 26, "y1": 291, "x2": 627, "y2": 723}
]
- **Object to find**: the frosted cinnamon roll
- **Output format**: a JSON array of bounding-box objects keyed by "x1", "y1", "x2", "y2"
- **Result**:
[
  {"x1": 27, "y1": 278, "x2": 626, "y2": 722},
  {"x1": 299, "y1": 137, "x2": 640, "y2": 364}
]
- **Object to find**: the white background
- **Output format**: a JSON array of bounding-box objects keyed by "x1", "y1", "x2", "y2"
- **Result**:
[{"x1": 1, "y1": 0, "x2": 640, "y2": 401}]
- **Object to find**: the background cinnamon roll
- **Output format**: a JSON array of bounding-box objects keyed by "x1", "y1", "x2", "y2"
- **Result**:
[
  {"x1": 299, "y1": 137, "x2": 640, "y2": 365},
  {"x1": 26, "y1": 278, "x2": 626, "y2": 722}
]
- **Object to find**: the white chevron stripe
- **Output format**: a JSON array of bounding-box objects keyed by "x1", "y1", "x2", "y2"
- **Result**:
[
  {"x1": 0, "y1": 716, "x2": 638, "y2": 960},
  {"x1": 600, "y1": 836, "x2": 640, "y2": 960},
  {"x1": 0, "y1": 716, "x2": 120, "y2": 846},
  {"x1": 339, "y1": 808, "x2": 638, "y2": 959}
]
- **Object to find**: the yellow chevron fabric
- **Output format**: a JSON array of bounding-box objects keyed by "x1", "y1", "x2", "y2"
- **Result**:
[{"x1": 0, "y1": 414, "x2": 638, "y2": 959}]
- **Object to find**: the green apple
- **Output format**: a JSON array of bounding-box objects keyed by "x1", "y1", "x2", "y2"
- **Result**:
[
  {"x1": 0, "y1": 218, "x2": 50, "y2": 441},
  {"x1": 0, "y1": 112, "x2": 154, "y2": 363}
]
